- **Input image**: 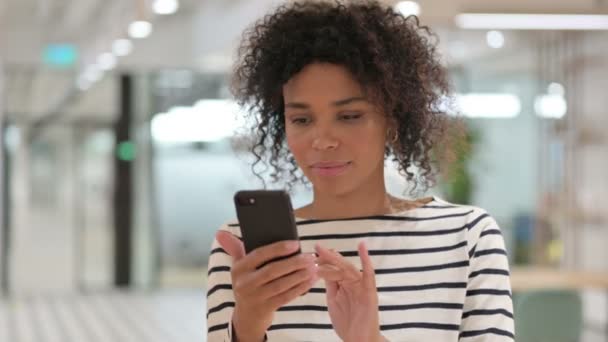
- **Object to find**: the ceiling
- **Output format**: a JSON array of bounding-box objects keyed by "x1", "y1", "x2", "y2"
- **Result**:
[{"x1": 1, "y1": 0, "x2": 607, "y2": 125}]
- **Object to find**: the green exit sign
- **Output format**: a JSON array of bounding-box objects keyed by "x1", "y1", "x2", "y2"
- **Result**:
[{"x1": 43, "y1": 44, "x2": 78, "y2": 68}]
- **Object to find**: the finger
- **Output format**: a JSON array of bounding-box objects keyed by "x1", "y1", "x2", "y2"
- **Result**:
[
  {"x1": 241, "y1": 239, "x2": 301, "y2": 271},
  {"x1": 258, "y1": 264, "x2": 317, "y2": 300},
  {"x1": 314, "y1": 244, "x2": 347, "y2": 267},
  {"x1": 315, "y1": 245, "x2": 360, "y2": 279},
  {"x1": 325, "y1": 279, "x2": 339, "y2": 299},
  {"x1": 268, "y1": 273, "x2": 318, "y2": 309},
  {"x1": 253, "y1": 253, "x2": 316, "y2": 287},
  {"x1": 358, "y1": 241, "x2": 376, "y2": 288},
  {"x1": 314, "y1": 259, "x2": 341, "y2": 268},
  {"x1": 232, "y1": 254, "x2": 312, "y2": 299},
  {"x1": 316, "y1": 264, "x2": 346, "y2": 282},
  {"x1": 216, "y1": 231, "x2": 245, "y2": 261},
  {"x1": 315, "y1": 258, "x2": 346, "y2": 280},
  {"x1": 315, "y1": 244, "x2": 360, "y2": 281}
]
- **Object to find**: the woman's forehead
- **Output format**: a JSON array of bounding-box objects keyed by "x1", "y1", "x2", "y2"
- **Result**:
[{"x1": 283, "y1": 63, "x2": 365, "y2": 102}]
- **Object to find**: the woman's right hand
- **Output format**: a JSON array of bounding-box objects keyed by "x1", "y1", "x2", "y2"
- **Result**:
[{"x1": 216, "y1": 231, "x2": 318, "y2": 342}]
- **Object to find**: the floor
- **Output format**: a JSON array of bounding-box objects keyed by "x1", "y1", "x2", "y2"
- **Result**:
[{"x1": 0, "y1": 290, "x2": 206, "y2": 342}]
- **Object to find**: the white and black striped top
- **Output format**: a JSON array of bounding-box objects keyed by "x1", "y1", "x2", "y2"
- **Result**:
[{"x1": 206, "y1": 197, "x2": 514, "y2": 341}]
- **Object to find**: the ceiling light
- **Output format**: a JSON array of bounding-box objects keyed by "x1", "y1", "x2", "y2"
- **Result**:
[
  {"x1": 151, "y1": 100, "x2": 246, "y2": 143},
  {"x1": 76, "y1": 76, "x2": 92, "y2": 91},
  {"x1": 486, "y1": 30, "x2": 505, "y2": 48},
  {"x1": 97, "y1": 53, "x2": 117, "y2": 70},
  {"x1": 547, "y1": 82, "x2": 565, "y2": 96},
  {"x1": 112, "y1": 39, "x2": 133, "y2": 57},
  {"x1": 535, "y1": 94, "x2": 567, "y2": 119},
  {"x1": 456, "y1": 93, "x2": 521, "y2": 118},
  {"x1": 394, "y1": 1, "x2": 420, "y2": 17},
  {"x1": 153, "y1": 0, "x2": 179, "y2": 15},
  {"x1": 456, "y1": 13, "x2": 608, "y2": 30},
  {"x1": 128, "y1": 21, "x2": 152, "y2": 39},
  {"x1": 83, "y1": 64, "x2": 103, "y2": 83}
]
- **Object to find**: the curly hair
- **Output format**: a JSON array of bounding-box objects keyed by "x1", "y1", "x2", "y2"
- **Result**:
[{"x1": 231, "y1": 0, "x2": 464, "y2": 195}]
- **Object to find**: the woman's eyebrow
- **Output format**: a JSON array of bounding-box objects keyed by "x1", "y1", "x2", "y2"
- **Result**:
[
  {"x1": 284, "y1": 102, "x2": 309, "y2": 109},
  {"x1": 285, "y1": 96, "x2": 367, "y2": 109},
  {"x1": 332, "y1": 96, "x2": 367, "y2": 106}
]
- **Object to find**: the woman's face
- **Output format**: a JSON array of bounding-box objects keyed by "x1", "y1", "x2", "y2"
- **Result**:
[{"x1": 283, "y1": 63, "x2": 388, "y2": 196}]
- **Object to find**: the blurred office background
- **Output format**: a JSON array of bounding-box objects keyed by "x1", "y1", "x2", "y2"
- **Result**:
[{"x1": 0, "y1": 0, "x2": 607, "y2": 341}]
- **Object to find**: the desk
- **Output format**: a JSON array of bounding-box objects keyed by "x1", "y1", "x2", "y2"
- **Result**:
[
  {"x1": 511, "y1": 267, "x2": 608, "y2": 340},
  {"x1": 511, "y1": 267, "x2": 608, "y2": 291}
]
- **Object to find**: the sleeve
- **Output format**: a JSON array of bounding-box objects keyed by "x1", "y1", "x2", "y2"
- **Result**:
[
  {"x1": 459, "y1": 210, "x2": 515, "y2": 341},
  {"x1": 206, "y1": 224, "x2": 237, "y2": 342}
]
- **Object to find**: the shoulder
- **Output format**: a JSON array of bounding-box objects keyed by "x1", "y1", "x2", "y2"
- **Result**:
[
  {"x1": 414, "y1": 196, "x2": 489, "y2": 222},
  {"x1": 428, "y1": 196, "x2": 493, "y2": 220},
  {"x1": 216, "y1": 219, "x2": 242, "y2": 237},
  {"x1": 429, "y1": 197, "x2": 503, "y2": 249},
  {"x1": 208, "y1": 220, "x2": 241, "y2": 263}
]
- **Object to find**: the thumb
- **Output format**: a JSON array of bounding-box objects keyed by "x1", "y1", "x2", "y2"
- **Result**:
[{"x1": 216, "y1": 231, "x2": 246, "y2": 261}]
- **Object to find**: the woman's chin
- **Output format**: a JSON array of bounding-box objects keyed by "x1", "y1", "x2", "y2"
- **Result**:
[{"x1": 311, "y1": 178, "x2": 358, "y2": 197}]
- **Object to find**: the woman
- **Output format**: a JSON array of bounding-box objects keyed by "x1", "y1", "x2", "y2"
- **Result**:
[{"x1": 207, "y1": 1, "x2": 514, "y2": 341}]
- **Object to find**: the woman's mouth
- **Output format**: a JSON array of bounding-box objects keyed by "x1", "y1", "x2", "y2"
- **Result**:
[{"x1": 310, "y1": 161, "x2": 353, "y2": 177}]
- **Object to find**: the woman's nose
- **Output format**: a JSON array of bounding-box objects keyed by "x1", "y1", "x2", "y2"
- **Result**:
[{"x1": 311, "y1": 126, "x2": 339, "y2": 150}]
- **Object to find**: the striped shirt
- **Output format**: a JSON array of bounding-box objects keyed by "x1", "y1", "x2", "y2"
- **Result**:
[{"x1": 206, "y1": 197, "x2": 514, "y2": 341}]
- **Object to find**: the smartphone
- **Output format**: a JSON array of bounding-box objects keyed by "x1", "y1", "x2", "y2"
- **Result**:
[{"x1": 233, "y1": 190, "x2": 300, "y2": 261}]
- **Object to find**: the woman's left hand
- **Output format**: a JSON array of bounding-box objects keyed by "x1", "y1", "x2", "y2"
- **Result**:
[{"x1": 315, "y1": 242, "x2": 387, "y2": 342}]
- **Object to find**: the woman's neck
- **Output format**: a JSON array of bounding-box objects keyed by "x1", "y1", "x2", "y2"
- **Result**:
[
  {"x1": 297, "y1": 191, "x2": 432, "y2": 220},
  {"x1": 307, "y1": 187, "x2": 392, "y2": 220},
  {"x1": 296, "y1": 168, "x2": 427, "y2": 219}
]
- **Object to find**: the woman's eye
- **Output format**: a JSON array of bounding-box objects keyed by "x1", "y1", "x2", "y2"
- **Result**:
[
  {"x1": 291, "y1": 117, "x2": 310, "y2": 125},
  {"x1": 339, "y1": 113, "x2": 363, "y2": 121}
]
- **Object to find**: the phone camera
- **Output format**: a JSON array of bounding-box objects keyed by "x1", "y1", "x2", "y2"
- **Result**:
[{"x1": 237, "y1": 196, "x2": 256, "y2": 206}]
